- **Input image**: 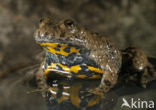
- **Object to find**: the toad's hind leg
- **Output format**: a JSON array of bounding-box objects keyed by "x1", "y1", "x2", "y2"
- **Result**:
[
  {"x1": 140, "y1": 62, "x2": 156, "y2": 88},
  {"x1": 122, "y1": 45, "x2": 156, "y2": 88}
]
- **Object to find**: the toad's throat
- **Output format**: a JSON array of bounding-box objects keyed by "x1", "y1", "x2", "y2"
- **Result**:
[
  {"x1": 39, "y1": 42, "x2": 105, "y2": 79},
  {"x1": 39, "y1": 42, "x2": 80, "y2": 57}
]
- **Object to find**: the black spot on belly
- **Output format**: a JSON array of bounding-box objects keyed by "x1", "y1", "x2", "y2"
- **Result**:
[
  {"x1": 63, "y1": 47, "x2": 70, "y2": 53},
  {"x1": 80, "y1": 65, "x2": 90, "y2": 72},
  {"x1": 53, "y1": 47, "x2": 60, "y2": 51},
  {"x1": 57, "y1": 65, "x2": 63, "y2": 70},
  {"x1": 104, "y1": 80, "x2": 111, "y2": 86},
  {"x1": 57, "y1": 44, "x2": 61, "y2": 48},
  {"x1": 67, "y1": 53, "x2": 76, "y2": 61}
]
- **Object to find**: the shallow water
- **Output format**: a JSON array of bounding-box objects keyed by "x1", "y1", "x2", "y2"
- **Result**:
[
  {"x1": 0, "y1": 58, "x2": 156, "y2": 110},
  {"x1": 0, "y1": 75, "x2": 156, "y2": 110},
  {"x1": 45, "y1": 79, "x2": 156, "y2": 110}
]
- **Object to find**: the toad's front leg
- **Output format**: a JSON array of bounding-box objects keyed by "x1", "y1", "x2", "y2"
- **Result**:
[
  {"x1": 94, "y1": 62, "x2": 118, "y2": 96},
  {"x1": 36, "y1": 62, "x2": 47, "y2": 97},
  {"x1": 89, "y1": 49, "x2": 120, "y2": 96}
]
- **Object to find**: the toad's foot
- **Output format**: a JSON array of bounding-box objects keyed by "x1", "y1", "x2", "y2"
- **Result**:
[
  {"x1": 93, "y1": 63, "x2": 118, "y2": 96},
  {"x1": 122, "y1": 45, "x2": 156, "y2": 88},
  {"x1": 140, "y1": 62, "x2": 156, "y2": 88}
]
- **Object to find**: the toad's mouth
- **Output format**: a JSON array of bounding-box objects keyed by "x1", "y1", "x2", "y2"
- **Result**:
[
  {"x1": 35, "y1": 34, "x2": 76, "y2": 46},
  {"x1": 35, "y1": 29, "x2": 75, "y2": 44},
  {"x1": 35, "y1": 30, "x2": 84, "y2": 46}
]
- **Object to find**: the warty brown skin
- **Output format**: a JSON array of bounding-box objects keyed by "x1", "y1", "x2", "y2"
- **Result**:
[{"x1": 34, "y1": 17, "x2": 156, "y2": 95}]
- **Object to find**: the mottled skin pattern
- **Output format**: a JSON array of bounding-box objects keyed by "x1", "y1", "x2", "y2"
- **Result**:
[
  {"x1": 122, "y1": 46, "x2": 156, "y2": 88},
  {"x1": 34, "y1": 17, "x2": 156, "y2": 95}
]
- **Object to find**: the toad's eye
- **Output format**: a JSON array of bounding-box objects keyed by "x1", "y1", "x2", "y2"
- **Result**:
[{"x1": 64, "y1": 19, "x2": 75, "y2": 28}]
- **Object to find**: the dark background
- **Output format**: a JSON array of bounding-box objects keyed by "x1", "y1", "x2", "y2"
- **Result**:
[{"x1": 0, "y1": 0, "x2": 156, "y2": 71}]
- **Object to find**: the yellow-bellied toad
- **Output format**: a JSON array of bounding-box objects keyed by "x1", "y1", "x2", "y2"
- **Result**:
[{"x1": 34, "y1": 17, "x2": 156, "y2": 95}]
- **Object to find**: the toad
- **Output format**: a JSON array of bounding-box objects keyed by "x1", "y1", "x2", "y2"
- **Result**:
[{"x1": 34, "y1": 17, "x2": 156, "y2": 95}]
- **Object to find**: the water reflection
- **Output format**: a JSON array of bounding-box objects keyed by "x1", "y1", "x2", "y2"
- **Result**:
[{"x1": 45, "y1": 79, "x2": 117, "y2": 110}]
